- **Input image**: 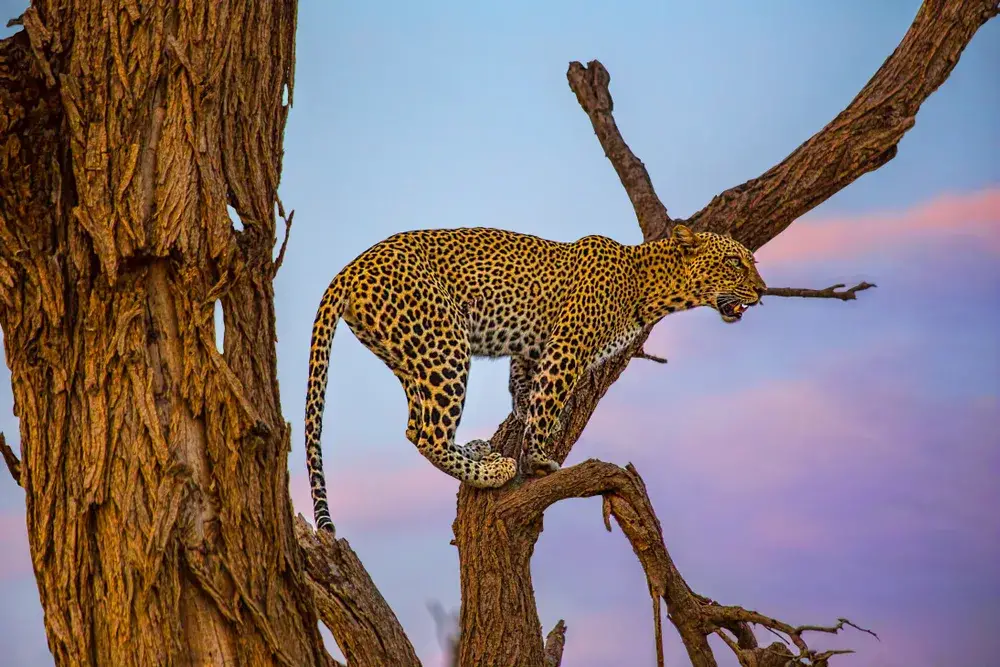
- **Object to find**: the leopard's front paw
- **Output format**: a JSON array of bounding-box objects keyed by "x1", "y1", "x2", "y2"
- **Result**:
[
  {"x1": 464, "y1": 439, "x2": 493, "y2": 462},
  {"x1": 480, "y1": 454, "x2": 518, "y2": 487}
]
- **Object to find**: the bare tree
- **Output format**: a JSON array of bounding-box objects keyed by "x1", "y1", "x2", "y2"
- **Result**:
[{"x1": 1, "y1": 1, "x2": 995, "y2": 666}]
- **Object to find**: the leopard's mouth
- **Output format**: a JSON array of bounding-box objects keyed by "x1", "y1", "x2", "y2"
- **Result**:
[{"x1": 716, "y1": 297, "x2": 757, "y2": 323}]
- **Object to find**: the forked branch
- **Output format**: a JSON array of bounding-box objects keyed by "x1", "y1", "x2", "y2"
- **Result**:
[
  {"x1": 568, "y1": 0, "x2": 999, "y2": 252},
  {"x1": 765, "y1": 281, "x2": 876, "y2": 301},
  {"x1": 501, "y1": 462, "x2": 877, "y2": 667}
]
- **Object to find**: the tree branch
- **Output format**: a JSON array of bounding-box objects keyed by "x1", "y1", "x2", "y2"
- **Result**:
[
  {"x1": 500, "y1": 461, "x2": 877, "y2": 667},
  {"x1": 294, "y1": 516, "x2": 420, "y2": 667},
  {"x1": 765, "y1": 281, "x2": 876, "y2": 301},
  {"x1": 567, "y1": 60, "x2": 672, "y2": 242},
  {"x1": 0, "y1": 432, "x2": 21, "y2": 486},
  {"x1": 568, "y1": 0, "x2": 997, "y2": 253},
  {"x1": 681, "y1": 0, "x2": 1000, "y2": 248},
  {"x1": 544, "y1": 619, "x2": 567, "y2": 667},
  {"x1": 272, "y1": 197, "x2": 294, "y2": 278}
]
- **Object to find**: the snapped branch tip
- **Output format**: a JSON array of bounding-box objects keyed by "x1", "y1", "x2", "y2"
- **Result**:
[{"x1": 0, "y1": 433, "x2": 21, "y2": 487}]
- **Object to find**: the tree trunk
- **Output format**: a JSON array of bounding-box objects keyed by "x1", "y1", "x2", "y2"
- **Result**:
[{"x1": 0, "y1": 2, "x2": 328, "y2": 665}]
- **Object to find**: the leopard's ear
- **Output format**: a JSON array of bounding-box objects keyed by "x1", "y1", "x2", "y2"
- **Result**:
[{"x1": 671, "y1": 224, "x2": 701, "y2": 255}]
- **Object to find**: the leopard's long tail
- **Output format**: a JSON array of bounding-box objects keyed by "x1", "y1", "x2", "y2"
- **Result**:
[{"x1": 304, "y1": 275, "x2": 349, "y2": 533}]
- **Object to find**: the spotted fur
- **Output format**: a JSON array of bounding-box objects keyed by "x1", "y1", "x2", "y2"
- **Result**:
[{"x1": 304, "y1": 224, "x2": 766, "y2": 531}]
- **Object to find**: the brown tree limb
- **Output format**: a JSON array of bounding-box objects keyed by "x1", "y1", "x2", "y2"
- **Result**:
[
  {"x1": 683, "y1": 0, "x2": 1000, "y2": 246},
  {"x1": 566, "y1": 61, "x2": 672, "y2": 242},
  {"x1": 765, "y1": 281, "x2": 876, "y2": 301},
  {"x1": 294, "y1": 516, "x2": 420, "y2": 667},
  {"x1": 1, "y1": 432, "x2": 21, "y2": 486},
  {"x1": 273, "y1": 197, "x2": 295, "y2": 277},
  {"x1": 500, "y1": 461, "x2": 877, "y2": 667},
  {"x1": 544, "y1": 620, "x2": 568, "y2": 667},
  {"x1": 569, "y1": 0, "x2": 998, "y2": 252}
]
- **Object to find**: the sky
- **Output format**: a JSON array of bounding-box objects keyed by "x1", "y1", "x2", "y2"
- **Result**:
[{"x1": 1, "y1": 1, "x2": 998, "y2": 665}]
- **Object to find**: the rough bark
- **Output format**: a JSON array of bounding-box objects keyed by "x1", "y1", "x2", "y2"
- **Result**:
[
  {"x1": 0, "y1": 2, "x2": 330, "y2": 665},
  {"x1": 295, "y1": 516, "x2": 418, "y2": 667}
]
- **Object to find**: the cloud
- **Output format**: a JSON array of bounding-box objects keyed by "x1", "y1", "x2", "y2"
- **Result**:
[
  {"x1": 575, "y1": 341, "x2": 1000, "y2": 565},
  {"x1": 756, "y1": 186, "x2": 1000, "y2": 265},
  {"x1": 290, "y1": 457, "x2": 459, "y2": 532}
]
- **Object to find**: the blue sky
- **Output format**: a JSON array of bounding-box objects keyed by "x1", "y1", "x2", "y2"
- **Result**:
[{"x1": 1, "y1": 1, "x2": 998, "y2": 665}]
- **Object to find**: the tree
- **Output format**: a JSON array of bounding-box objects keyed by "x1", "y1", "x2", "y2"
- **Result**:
[{"x1": 0, "y1": 1, "x2": 994, "y2": 666}]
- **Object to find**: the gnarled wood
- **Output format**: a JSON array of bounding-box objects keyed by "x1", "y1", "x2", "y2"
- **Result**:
[
  {"x1": 295, "y1": 515, "x2": 419, "y2": 667},
  {"x1": 1, "y1": 2, "x2": 330, "y2": 665}
]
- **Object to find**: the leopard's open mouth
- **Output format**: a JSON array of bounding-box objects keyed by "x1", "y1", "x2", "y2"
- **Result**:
[{"x1": 716, "y1": 297, "x2": 757, "y2": 323}]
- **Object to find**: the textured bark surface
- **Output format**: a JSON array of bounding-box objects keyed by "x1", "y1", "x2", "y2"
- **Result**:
[{"x1": 0, "y1": 2, "x2": 329, "y2": 665}]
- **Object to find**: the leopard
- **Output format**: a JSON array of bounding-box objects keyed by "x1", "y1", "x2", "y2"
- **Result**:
[{"x1": 303, "y1": 223, "x2": 766, "y2": 532}]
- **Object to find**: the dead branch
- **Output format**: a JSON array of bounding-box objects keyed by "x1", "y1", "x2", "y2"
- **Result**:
[
  {"x1": 294, "y1": 516, "x2": 420, "y2": 667},
  {"x1": 544, "y1": 620, "x2": 567, "y2": 667},
  {"x1": 566, "y1": 61, "x2": 672, "y2": 242},
  {"x1": 568, "y1": 0, "x2": 998, "y2": 255},
  {"x1": 1, "y1": 432, "x2": 21, "y2": 486},
  {"x1": 273, "y1": 197, "x2": 295, "y2": 277},
  {"x1": 765, "y1": 281, "x2": 876, "y2": 301},
  {"x1": 500, "y1": 461, "x2": 877, "y2": 667},
  {"x1": 633, "y1": 347, "x2": 668, "y2": 364}
]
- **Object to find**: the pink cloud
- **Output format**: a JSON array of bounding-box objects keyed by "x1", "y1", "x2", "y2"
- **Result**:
[
  {"x1": 0, "y1": 511, "x2": 32, "y2": 581},
  {"x1": 578, "y1": 377, "x2": 885, "y2": 491},
  {"x1": 557, "y1": 609, "x2": 662, "y2": 666},
  {"x1": 290, "y1": 457, "x2": 459, "y2": 532},
  {"x1": 756, "y1": 186, "x2": 1000, "y2": 265}
]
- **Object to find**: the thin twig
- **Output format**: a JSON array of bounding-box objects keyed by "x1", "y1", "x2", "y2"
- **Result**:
[
  {"x1": 764, "y1": 281, "x2": 876, "y2": 301},
  {"x1": 633, "y1": 348, "x2": 668, "y2": 364},
  {"x1": 652, "y1": 596, "x2": 664, "y2": 667},
  {"x1": 1, "y1": 432, "x2": 21, "y2": 486},
  {"x1": 797, "y1": 617, "x2": 880, "y2": 642},
  {"x1": 272, "y1": 197, "x2": 294, "y2": 277}
]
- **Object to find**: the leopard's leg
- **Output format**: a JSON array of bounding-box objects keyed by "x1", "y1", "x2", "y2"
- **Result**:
[
  {"x1": 522, "y1": 338, "x2": 584, "y2": 476},
  {"x1": 399, "y1": 377, "x2": 424, "y2": 445},
  {"x1": 352, "y1": 328, "x2": 425, "y2": 446},
  {"x1": 399, "y1": 376, "x2": 488, "y2": 460},
  {"x1": 410, "y1": 358, "x2": 517, "y2": 488},
  {"x1": 385, "y1": 299, "x2": 516, "y2": 487},
  {"x1": 508, "y1": 356, "x2": 536, "y2": 422}
]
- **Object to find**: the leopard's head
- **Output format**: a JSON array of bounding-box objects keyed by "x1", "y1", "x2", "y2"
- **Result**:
[{"x1": 672, "y1": 224, "x2": 767, "y2": 323}]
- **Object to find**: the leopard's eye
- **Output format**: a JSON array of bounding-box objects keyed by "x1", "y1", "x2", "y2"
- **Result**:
[{"x1": 726, "y1": 256, "x2": 742, "y2": 268}]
